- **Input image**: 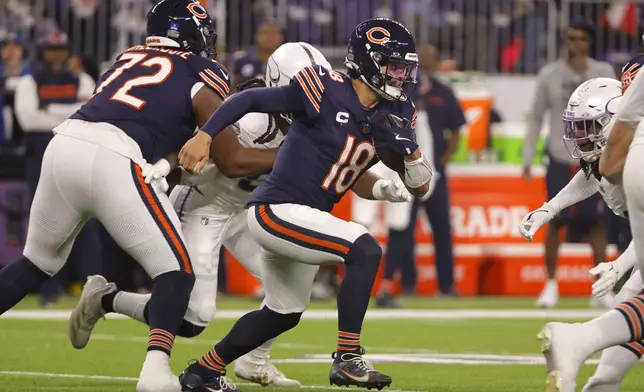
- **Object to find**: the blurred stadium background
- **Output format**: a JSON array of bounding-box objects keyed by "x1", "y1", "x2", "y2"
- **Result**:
[
  {"x1": 0, "y1": 0, "x2": 642, "y2": 304},
  {"x1": 4, "y1": 1, "x2": 644, "y2": 392}
]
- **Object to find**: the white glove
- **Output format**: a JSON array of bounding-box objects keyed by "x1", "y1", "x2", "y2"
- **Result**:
[
  {"x1": 142, "y1": 159, "x2": 171, "y2": 193},
  {"x1": 518, "y1": 203, "x2": 556, "y2": 241},
  {"x1": 373, "y1": 179, "x2": 412, "y2": 202},
  {"x1": 589, "y1": 262, "x2": 626, "y2": 298}
]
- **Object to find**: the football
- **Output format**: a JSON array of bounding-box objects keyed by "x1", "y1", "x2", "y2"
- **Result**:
[{"x1": 375, "y1": 145, "x2": 405, "y2": 173}]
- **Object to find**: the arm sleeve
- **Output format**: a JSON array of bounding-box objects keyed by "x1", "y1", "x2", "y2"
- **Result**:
[
  {"x1": 15, "y1": 75, "x2": 69, "y2": 132},
  {"x1": 547, "y1": 170, "x2": 598, "y2": 214},
  {"x1": 201, "y1": 83, "x2": 305, "y2": 139},
  {"x1": 614, "y1": 240, "x2": 638, "y2": 272},
  {"x1": 48, "y1": 73, "x2": 96, "y2": 118},
  {"x1": 523, "y1": 69, "x2": 549, "y2": 165}
]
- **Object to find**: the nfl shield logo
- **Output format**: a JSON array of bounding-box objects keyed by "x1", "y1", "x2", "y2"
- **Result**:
[{"x1": 201, "y1": 217, "x2": 209, "y2": 226}]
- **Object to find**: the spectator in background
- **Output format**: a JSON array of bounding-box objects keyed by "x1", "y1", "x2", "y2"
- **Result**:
[
  {"x1": 68, "y1": 54, "x2": 99, "y2": 82},
  {"x1": 14, "y1": 32, "x2": 100, "y2": 305},
  {"x1": 0, "y1": 34, "x2": 32, "y2": 144},
  {"x1": 229, "y1": 21, "x2": 283, "y2": 90},
  {"x1": 521, "y1": 21, "x2": 615, "y2": 309},
  {"x1": 376, "y1": 44, "x2": 465, "y2": 307}
]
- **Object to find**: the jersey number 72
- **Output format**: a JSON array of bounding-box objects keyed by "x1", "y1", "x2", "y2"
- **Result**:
[{"x1": 94, "y1": 52, "x2": 173, "y2": 110}]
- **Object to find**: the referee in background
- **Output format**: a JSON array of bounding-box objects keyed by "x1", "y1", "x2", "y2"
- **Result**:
[{"x1": 521, "y1": 20, "x2": 615, "y2": 308}]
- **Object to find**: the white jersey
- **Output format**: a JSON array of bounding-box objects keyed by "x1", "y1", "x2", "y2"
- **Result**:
[
  {"x1": 182, "y1": 112, "x2": 284, "y2": 214},
  {"x1": 592, "y1": 176, "x2": 628, "y2": 218},
  {"x1": 549, "y1": 166, "x2": 627, "y2": 219}
]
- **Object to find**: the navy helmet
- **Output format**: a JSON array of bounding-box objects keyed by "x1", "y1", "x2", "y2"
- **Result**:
[
  {"x1": 146, "y1": 0, "x2": 217, "y2": 59},
  {"x1": 621, "y1": 53, "x2": 644, "y2": 92},
  {"x1": 345, "y1": 18, "x2": 418, "y2": 101}
]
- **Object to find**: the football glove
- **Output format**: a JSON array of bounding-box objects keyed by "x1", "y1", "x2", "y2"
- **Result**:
[
  {"x1": 518, "y1": 203, "x2": 556, "y2": 241},
  {"x1": 142, "y1": 159, "x2": 171, "y2": 193},
  {"x1": 366, "y1": 111, "x2": 418, "y2": 156},
  {"x1": 373, "y1": 179, "x2": 412, "y2": 203},
  {"x1": 589, "y1": 262, "x2": 626, "y2": 298}
]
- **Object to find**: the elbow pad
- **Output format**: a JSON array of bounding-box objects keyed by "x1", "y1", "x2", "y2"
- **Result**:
[{"x1": 403, "y1": 154, "x2": 433, "y2": 189}]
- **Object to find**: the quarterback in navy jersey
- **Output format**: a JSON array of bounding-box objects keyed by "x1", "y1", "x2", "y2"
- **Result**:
[
  {"x1": 0, "y1": 2, "x2": 276, "y2": 392},
  {"x1": 178, "y1": 19, "x2": 433, "y2": 392}
]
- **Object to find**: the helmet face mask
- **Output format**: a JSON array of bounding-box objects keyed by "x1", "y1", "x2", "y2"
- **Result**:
[
  {"x1": 562, "y1": 116, "x2": 608, "y2": 162},
  {"x1": 561, "y1": 77, "x2": 622, "y2": 163},
  {"x1": 376, "y1": 58, "x2": 418, "y2": 100}
]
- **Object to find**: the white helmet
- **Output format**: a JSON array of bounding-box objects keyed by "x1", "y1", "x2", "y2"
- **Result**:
[
  {"x1": 562, "y1": 77, "x2": 622, "y2": 162},
  {"x1": 266, "y1": 42, "x2": 332, "y2": 88}
]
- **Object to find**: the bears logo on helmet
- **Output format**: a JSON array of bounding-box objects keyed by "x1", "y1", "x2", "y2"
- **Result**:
[
  {"x1": 146, "y1": 0, "x2": 217, "y2": 59},
  {"x1": 621, "y1": 53, "x2": 644, "y2": 92},
  {"x1": 345, "y1": 18, "x2": 418, "y2": 102},
  {"x1": 186, "y1": 2, "x2": 208, "y2": 19},
  {"x1": 366, "y1": 27, "x2": 391, "y2": 45}
]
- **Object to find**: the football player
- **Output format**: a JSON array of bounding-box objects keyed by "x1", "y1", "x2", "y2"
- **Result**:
[
  {"x1": 534, "y1": 56, "x2": 644, "y2": 392},
  {"x1": 0, "y1": 1, "x2": 276, "y2": 392},
  {"x1": 177, "y1": 18, "x2": 431, "y2": 392},
  {"x1": 518, "y1": 77, "x2": 644, "y2": 391}
]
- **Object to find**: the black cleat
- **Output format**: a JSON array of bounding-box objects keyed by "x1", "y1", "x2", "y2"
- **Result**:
[
  {"x1": 179, "y1": 365, "x2": 241, "y2": 392},
  {"x1": 329, "y1": 348, "x2": 392, "y2": 390}
]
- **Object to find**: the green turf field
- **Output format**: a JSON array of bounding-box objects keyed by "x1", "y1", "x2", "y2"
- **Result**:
[{"x1": 1, "y1": 295, "x2": 643, "y2": 392}]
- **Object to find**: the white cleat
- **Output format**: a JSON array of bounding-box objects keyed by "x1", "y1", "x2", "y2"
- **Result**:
[
  {"x1": 538, "y1": 322, "x2": 589, "y2": 392},
  {"x1": 137, "y1": 351, "x2": 181, "y2": 392},
  {"x1": 581, "y1": 376, "x2": 621, "y2": 392},
  {"x1": 234, "y1": 354, "x2": 301, "y2": 387},
  {"x1": 68, "y1": 275, "x2": 117, "y2": 349},
  {"x1": 536, "y1": 280, "x2": 559, "y2": 308}
]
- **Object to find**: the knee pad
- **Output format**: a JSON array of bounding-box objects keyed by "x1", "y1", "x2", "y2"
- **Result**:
[
  {"x1": 346, "y1": 234, "x2": 382, "y2": 265},
  {"x1": 177, "y1": 320, "x2": 206, "y2": 338},
  {"x1": 184, "y1": 277, "x2": 218, "y2": 327}
]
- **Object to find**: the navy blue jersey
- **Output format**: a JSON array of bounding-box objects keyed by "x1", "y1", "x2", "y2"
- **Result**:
[
  {"x1": 72, "y1": 45, "x2": 230, "y2": 162},
  {"x1": 248, "y1": 65, "x2": 417, "y2": 212}
]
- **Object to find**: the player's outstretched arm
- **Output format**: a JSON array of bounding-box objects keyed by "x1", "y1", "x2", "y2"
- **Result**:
[
  {"x1": 179, "y1": 84, "x2": 304, "y2": 175},
  {"x1": 518, "y1": 170, "x2": 596, "y2": 241}
]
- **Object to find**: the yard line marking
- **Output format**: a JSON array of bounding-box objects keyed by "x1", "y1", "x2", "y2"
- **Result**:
[
  {"x1": 0, "y1": 309, "x2": 608, "y2": 321},
  {"x1": 0, "y1": 370, "x2": 425, "y2": 392},
  {"x1": 273, "y1": 353, "x2": 604, "y2": 366}
]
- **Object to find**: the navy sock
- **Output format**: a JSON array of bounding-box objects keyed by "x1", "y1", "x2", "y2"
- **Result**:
[
  {"x1": 0, "y1": 256, "x2": 50, "y2": 314},
  {"x1": 194, "y1": 306, "x2": 301, "y2": 375},
  {"x1": 336, "y1": 234, "x2": 382, "y2": 354},
  {"x1": 146, "y1": 270, "x2": 194, "y2": 356},
  {"x1": 100, "y1": 292, "x2": 117, "y2": 313}
]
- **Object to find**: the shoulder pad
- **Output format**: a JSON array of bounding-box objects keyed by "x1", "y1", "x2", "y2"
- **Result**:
[{"x1": 190, "y1": 57, "x2": 231, "y2": 99}]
